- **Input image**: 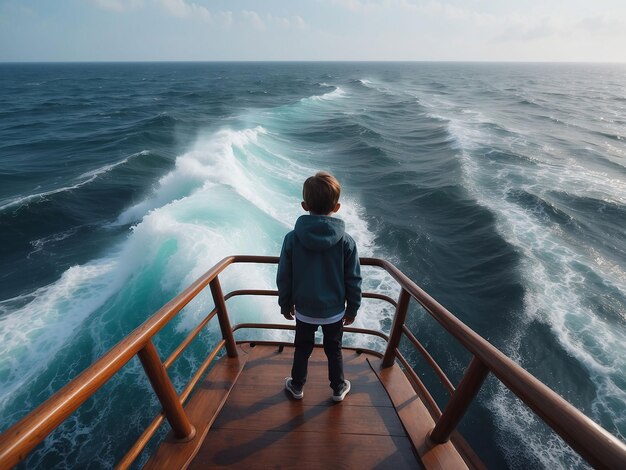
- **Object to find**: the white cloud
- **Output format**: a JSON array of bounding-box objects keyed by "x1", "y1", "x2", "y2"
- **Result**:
[
  {"x1": 577, "y1": 15, "x2": 626, "y2": 36},
  {"x1": 242, "y1": 10, "x2": 266, "y2": 30},
  {"x1": 93, "y1": 0, "x2": 144, "y2": 12},
  {"x1": 241, "y1": 10, "x2": 308, "y2": 31},
  {"x1": 328, "y1": 0, "x2": 496, "y2": 24},
  {"x1": 160, "y1": 0, "x2": 211, "y2": 22},
  {"x1": 328, "y1": 0, "x2": 367, "y2": 12},
  {"x1": 419, "y1": 1, "x2": 498, "y2": 25},
  {"x1": 327, "y1": 0, "x2": 626, "y2": 45},
  {"x1": 494, "y1": 14, "x2": 626, "y2": 43},
  {"x1": 219, "y1": 10, "x2": 233, "y2": 28}
]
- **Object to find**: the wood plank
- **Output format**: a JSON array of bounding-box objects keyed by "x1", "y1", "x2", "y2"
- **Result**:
[
  {"x1": 368, "y1": 358, "x2": 469, "y2": 470},
  {"x1": 144, "y1": 347, "x2": 250, "y2": 470},
  {"x1": 213, "y1": 400, "x2": 407, "y2": 437},
  {"x1": 230, "y1": 345, "x2": 391, "y2": 407},
  {"x1": 238, "y1": 346, "x2": 372, "y2": 376},
  {"x1": 228, "y1": 379, "x2": 391, "y2": 408},
  {"x1": 189, "y1": 428, "x2": 418, "y2": 469},
  {"x1": 149, "y1": 344, "x2": 451, "y2": 470}
]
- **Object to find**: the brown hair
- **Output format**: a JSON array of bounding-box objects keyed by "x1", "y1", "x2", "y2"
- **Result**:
[{"x1": 302, "y1": 171, "x2": 341, "y2": 215}]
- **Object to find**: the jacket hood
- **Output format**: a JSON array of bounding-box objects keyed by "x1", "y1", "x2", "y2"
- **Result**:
[{"x1": 294, "y1": 215, "x2": 345, "y2": 251}]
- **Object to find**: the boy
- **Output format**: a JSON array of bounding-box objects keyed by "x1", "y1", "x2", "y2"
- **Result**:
[{"x1": 277, "y1": 171, "x2": 362, "y2": 402}]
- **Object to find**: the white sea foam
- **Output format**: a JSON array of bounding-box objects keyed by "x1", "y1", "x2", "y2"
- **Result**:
[
  {"x1": 0, "y1": 259, "x2": 126, "y2": 408},
  {"x1": 27, "y1": 228, "x2": 78, "y2": 258},
  {"x1": 302, "y1": 86, "x2": 346, "y2": 103},
  {"x1": 78, "y1": 150, "x2": 149, "y2": 179},
  {"x1": 0, "y1": 180, "x2": 94, "y2": 212},
  {"x1": 113, "y1": 122, "x2": 396, "y2": 345},
  {"x1": 0, "y1": 150, "x2": 148, "y2": 212},
  {"x1": 1, "y1": 109, "x2": 396, "y2": 419},
  {"x1": 437, "y1": 103, "x2": 626, "y2": 466},
  {"x1": 113, "y1": 128, "x2": 269, "y2": 225},
  {"x1": 355, "y1": 78, "x2": 395, "y2": 96},
  {"x1": 0, "y1": 83, "x2": 404, "y2": 468}
]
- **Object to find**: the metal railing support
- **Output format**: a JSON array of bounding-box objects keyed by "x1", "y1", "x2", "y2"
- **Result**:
[
  {"x1": 137, "y1": 341, "x2": 196, "y2": 441},
  {"x1": 209, "y1": 276, "x2": 238, "y2": 358},
  {"x1": 381, "y1": 288, "x2": 411, "y2": 368},
  {"x1": 430, "y1": 356, "x2": 489, "y2": 444}
]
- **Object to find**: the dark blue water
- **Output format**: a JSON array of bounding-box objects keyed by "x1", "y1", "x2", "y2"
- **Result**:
[{"x1": 1, "y1": 62, "x2": 625, "y2": 469}]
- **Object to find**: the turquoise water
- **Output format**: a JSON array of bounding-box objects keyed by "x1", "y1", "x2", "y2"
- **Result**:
[{"x1": 0, "y1": 62, "x2": 625, "y2": 468}]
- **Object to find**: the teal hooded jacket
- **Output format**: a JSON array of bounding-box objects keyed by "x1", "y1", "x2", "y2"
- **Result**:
[{"x1": 276, "y1": 215, "x2": 362, "y2": 319}]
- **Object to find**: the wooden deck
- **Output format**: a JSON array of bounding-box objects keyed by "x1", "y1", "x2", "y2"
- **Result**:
[
  {"x1": 146, "y1": 343, "x2": 468, "y2": 469},
  {"x1": 4, "y1": 255, "x2": 624, "y2": 469}
]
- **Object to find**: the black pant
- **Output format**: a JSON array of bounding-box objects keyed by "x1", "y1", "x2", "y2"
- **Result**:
[{"x1": 291, "y1": 318, "x2": 344, "y2": 392}]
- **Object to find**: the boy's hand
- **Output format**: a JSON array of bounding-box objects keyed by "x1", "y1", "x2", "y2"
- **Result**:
[
  {"x1": 343, "y1": 316, "x2": 355, "y2": 326},
  {"x1": 282, "y1": 306, "x2": 295, "y2": 321}
]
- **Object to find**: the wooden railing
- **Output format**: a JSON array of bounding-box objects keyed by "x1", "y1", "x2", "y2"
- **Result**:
[{"x1": 0, "y1": 255, "x2": 625, "y2": 469}]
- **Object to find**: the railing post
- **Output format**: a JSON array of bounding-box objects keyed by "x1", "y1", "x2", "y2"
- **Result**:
[
  {"x1": 430, "y1": 356, "x2": 489, "y2": 444},
  {"x1": 209, "y1": 276, "x2": 238, "y2": 358},
  {"x1": 137, "y1": 340, "x2": 196, "y2": 441},
  {"x1": 381, "y1": 288, "x2": 411, "y2": 368}
]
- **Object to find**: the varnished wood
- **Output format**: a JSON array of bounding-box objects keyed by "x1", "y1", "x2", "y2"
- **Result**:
[
  {"x1": 430, "y1": 356, "x2": 489, "y2": 444},
  {"x1": 368, "y1": 357, "x2": 468, "y2": 470},
  {"x1": 225, "y1": 288, "x2": 398, "y2": 309},
  {"x1": 210, "y1": 277, "x2": 238, "y2": 358},
  {"x1": 0, "y1": 257, "x2": 248, "y2": 468},
  {"x1": 382, "y1": 288, "x2": 411, "y2": 367},
  {"x1": 2, "y1": 255, "x2": 625, "y2": 470},
  {"x1": 401, "y1": 324, "x2": 455, "y2": 396},
  {"x1": 395, "y1": 348, "x2": 442, "y2": 420},
  {"x1": 360, "y1": 257, "x2": 626, "y2": 468},
  {"x1": 190, "y1": 429, "x2": 417, "y2": 469},
  {"x1": 231, "y1": 346, "x2": 387, "y2": 405},
  {"x1": 138, "y1": 341, "x2": 195, "y2": 440},
  {"x1": 116, "y1": 413, "x2": 165, "y2": 470},
  {"x1": 180, "y1": 344, "x2": 421, "y2": 469},
  {"x1": 179, "y1": 340, "x2": 226, "y2": 403},
  {"x1": 144, "y1": 347, "x2": 250, "y2": 470},
  {"x1": 226, "y1": 381, "x2": 391, "y2": 409},
  {"x1": 164, "y1": 307, "x2": 218, "y2": 369},
  {"x1": 229, "y1": 363, "x2": 391, "y2": 405},
  {"x1": 214, "y1": 402, "x2": 406, "y2": 436},
  {"x1": 118, "y1": 340, "x2": 227, "y2": 469},
  {"x1": 232, "y1": 322, "x2": 390, "y2": 343}
]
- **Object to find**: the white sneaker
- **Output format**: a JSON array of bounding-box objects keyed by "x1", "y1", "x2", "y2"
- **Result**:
[
  {"x1": 285, "y1": 377, "x2": 304, "y2": 399},
  {"x1": 332, "y1": 380, "x2": 351, "y2": 402}
]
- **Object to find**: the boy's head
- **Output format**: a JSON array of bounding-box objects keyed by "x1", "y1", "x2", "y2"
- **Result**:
[{"x1": 302, "y1": 171, "x2": 341, "y2": 215}]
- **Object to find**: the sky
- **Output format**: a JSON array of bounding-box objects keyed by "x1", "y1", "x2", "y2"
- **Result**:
[{"x1": 0, "y1": 0, "x2": 625, "y2": 62}]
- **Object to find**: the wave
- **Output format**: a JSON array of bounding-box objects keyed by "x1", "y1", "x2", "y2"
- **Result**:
[
  {"x1": 352, "y1": 78, "x2": 398, "y2": 97},
  {"x1": 1, "y1": 115, "x2": 397, "y2": 467},
  {"x1": 6, "y1": 62, "x2": 624, "y2": 468},
  {"x1": 0, "y1": 151, "x2": 149, "y2": 212},
  {"x1": 78, "y1": 150, "x2": 150, "y2": 179},
  {"x1": 0, "y1": 258, "x2": 126, "y2": 409},
  {"x1": 27, "y1": 227, "x2": 80, "y2": 258},
  {"x1": 301, "y1": 86, "x2": 346, "y2": 103},
  {"x1": 592, "y1": 129, "x2": 624, "y2": 142},
  {"x1": 446, "y1": 108, "x2": 626, "y2": 467},
  {"x1": 112, "y1": 128, "x2": 270, "y2": 226}
]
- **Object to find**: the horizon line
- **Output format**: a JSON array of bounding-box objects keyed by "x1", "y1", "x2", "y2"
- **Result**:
[{"x1": 2, "y1": 59, "x2": 626, "y2": 65}]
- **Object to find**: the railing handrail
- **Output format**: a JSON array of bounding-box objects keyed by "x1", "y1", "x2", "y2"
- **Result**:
[
  {"x1": 360, "y1": 257, "x2": 626, "y2": 468},
  {"x1": 0, "y1": 255, "x2": 624, "y2": 469},
  {"x1": 0, "y1": 255, "x2": 252, "y2": 468}
]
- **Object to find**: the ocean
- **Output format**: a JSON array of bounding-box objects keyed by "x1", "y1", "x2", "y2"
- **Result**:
[{"x1": 0, "y1": 62, "x2": 624, "y2": 469}]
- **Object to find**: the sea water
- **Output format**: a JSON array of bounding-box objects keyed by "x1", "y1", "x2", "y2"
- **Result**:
[{"x1": 0, "y1": 62, "x2": 624, "y2": 468}]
